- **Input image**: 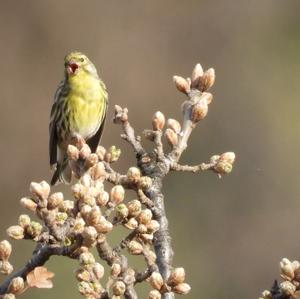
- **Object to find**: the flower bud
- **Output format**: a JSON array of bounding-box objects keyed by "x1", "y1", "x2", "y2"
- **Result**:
[
  {"x1": 149, "y1": 289, "x2": 161, "y2": 299},
  {"x1": 7, "y1": 226, "x2": 24, "y2": 240},
  {"x1": 93, "y1": 262, "x2": 105, "y2": 280},
  {"x1": 0, "y1": 260, "x2": 13, "y2": 275},
  {"x1": 74, "y1": 218, "x2": 86, "y2": 234},
  {"x1": 95, "y1": 217, "x2": 113, "y2": 233},
  {"x1": 280, "y1": 281, "x2": 296, "y2": 296},
  {"x1": 165, "y1": 128, "x2": 178, "y2": 147},
  {"x1": 96, "y1": 146, "x2": 106, "y2": 161},
  {"x1": 81, "y1": 174, "x2": 92, "y2": 188},
  {"x1": 8, "y1": 277, "x2": 25, "y2": 295},
  {"x1": 20, "y1": 197, "x2": 37, "y2": 212},
  {"x1": 128, "y1": 240, "x2": 143, "y2": 255},
  {"x1": 26, "y1": 221, "x2": 42, "y2": 238},
  {"x1": 59, "y1": 200, "x2": 74, "y2": 214},
  {"x1": 93, "y1": 282, "x2": 103, "y2": 294},
  {"x1": 30, "y1": 181, "x2": 50, "y2": 201},
  {"x1": 167, "y1": 119, "x2": 181, "y2": 134},
  {"x1": 105, "y1": 146, "x2": 121, "y2": 163},
  {"x1": 167, "y1": 268, "x2": 185, "y2": 286},
  {"x1": 110, "y1": 185, "x2": 125, "y2": 205},
  {"x1": 79, "y1": 252, "x2": 95, "y2": 266},
  {"x1": 47, "y1": 192, "x2": 64, "y2": 209},
  {"x1": 97, "y1": 191, "x2": 109, "y2": 207},
  {"x1": 173, "y1": 76, "x2": 190, "y2": 94},
  {"x1": 67, "y1": 144, "x2": 79, "y2": 160},
  {"x1": 80, "y1": 204, "x2": 92, "y2": 220},
  {"x1": 17, "y1": 215, "x2": 30, "y2": 229},
  {"x1": 116, "y1": 204, "x2": 129, "y2": 219},
  {"x1": 150, "y1": 272, "x2": 164, "y2": 290},
  {"x1": 124, "y1": 218, "x2": 138, "y2": 230},
  {"x1": 140, "y1": 233, "x2": 153, "y2": 242},
  {"x1": 280, "y1": 258, "x2": 294, "y2": 280},
  {"x1": 111, "y1": 263, "x2": 122, "y2": 278},
  {"x1": 219, "y1": 152, "x2": 235, "y2": 164},
  {"x1": 78, "y1": 281, "x2": 94, "y2": 296},
  {"x1": 190, "y1": 101, "x2": 208, "y2": 122},
  {"x1": 147, "y1": 220, "x2": 160, "y2": 233},
  {"x1": 191, "y1": 63, "x2": 204, "y2": 85},
  {"x1": 138, "y1": 176, "x2": 152, "y2": 190},
  {"x1": 127, "y1": 167, "x2": 141, "y2": 184},
  {"x1": 87, "y1": 206, "x2": 101, "y2": 225},
  {"x1": 72, "y1": 246, "x2": 89, "y2": 258},
  {"x1": 172, "y1": 283, "x2": 191, "y2": 295},
  {"x1": 152, "y1": 111, "x2": 165, "y2": 131},
  {"x1": 137, "y1": 209, "x2": 152, "y2": 225},
  {"x1": 138, "y1": 224, "x2": 148, "y2": 234},
  {"x1": 3, "y1": 294, "x2": 16, "y2": 299},
  {"x1": 127, "y1": 200, "x2": 142, "y2": 217},
  {"x1": 214, "y1": 161, "x2": 233, "y2": 175},
  {"x1": 89, "y1": 162, "x2": 106, "y2": 181},
  {"x1": 112, "y1": 281, "x2": 126, "y2": 296},
  {"x1": 54, "y1": 212, "x2": 66, "y2": 225},
  {"x1": 82, "y1": 226, "x2": 98, "y2": 247},
  {"x1": 85, "y1": 153, "x2": 99, "y2": 168},
  {"x1": 75, "y1": 269, "x2": 91, "y2": 282},
  {"x1": 72, "y1": 184, "x2": 86, "y2": 200},
  {"x1": 260, "y1": 290, "x2": 272, "y2": 299},
  {"x1": 198, "y1": 68, "x2": 215, "y2": 91},
  {"x1": 0, "y1": 240, "x2": 12, "y2": 260},
  {"x1": 79, "y1": 144, "x2": 91, "y2": 160}
]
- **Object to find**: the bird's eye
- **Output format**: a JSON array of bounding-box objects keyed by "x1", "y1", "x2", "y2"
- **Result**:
[{"x1": 80, "y1": 57, "x2": 85, "y2": 62}]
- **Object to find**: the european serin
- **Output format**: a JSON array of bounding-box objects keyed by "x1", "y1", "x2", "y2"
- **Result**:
[{"x1": 49, "y1": 51, "x2": 108, "y2": 185}]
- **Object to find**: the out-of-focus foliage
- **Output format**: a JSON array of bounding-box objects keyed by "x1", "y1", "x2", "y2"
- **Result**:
[{"x1": 0, "y1": 1, "x2": 300, "y2": 298}]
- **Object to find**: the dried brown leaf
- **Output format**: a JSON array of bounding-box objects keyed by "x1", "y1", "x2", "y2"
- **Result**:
[{"x1": 27, "y1": 266, "x2": 54, "y2": 289}]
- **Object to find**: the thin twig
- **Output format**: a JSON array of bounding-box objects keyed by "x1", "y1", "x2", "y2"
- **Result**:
[{"x1": 170, "y1": 162, "x2": 215, "y2": 172}]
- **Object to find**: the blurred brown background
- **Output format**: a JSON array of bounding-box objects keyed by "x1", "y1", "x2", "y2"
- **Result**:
[{"x1": 1, "y1": 0, "x2": 300, "y2": 298}]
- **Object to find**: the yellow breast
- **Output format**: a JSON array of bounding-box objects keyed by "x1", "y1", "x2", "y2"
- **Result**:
[{"x1": 66, "y1": 71, "x2": 107, "y2": 139}]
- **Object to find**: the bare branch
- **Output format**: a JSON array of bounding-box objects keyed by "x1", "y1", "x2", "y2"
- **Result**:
[{"x1": 170, "y1": 161, "x2": 215, "y2": 173}]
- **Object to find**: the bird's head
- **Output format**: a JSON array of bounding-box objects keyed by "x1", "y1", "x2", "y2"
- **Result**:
[{"x1": 64, "y1": 52, "x2": 97, "y2": 77}]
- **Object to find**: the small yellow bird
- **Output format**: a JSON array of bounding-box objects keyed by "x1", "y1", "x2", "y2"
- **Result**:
[{"x1": 49, "y1": 52, "x2": 108, "y2": 185}]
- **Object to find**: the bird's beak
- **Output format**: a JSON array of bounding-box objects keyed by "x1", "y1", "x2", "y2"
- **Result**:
[{"x1": 67, "y1": 61, "x2": 79, "y2": 75}]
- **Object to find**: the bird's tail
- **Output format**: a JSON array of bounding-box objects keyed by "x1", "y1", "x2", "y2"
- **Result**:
[{"x1": 51, "y1": 156, "x2": 72, "y2": 185}]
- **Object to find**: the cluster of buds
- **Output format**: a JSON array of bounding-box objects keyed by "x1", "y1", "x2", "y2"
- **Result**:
[
  {"x1": 72, "y1": 180, "x2": 115, "y2": 247},
  {"x1": 172, "y1": 63, "x2": 215, "y2": 127},
  {"x1": 109, "y1": 264, "x2": 135, "y2": 298},
  {"x1": 173, "y1": 63, "x2": 215, "y2": 95},
  {"x1": 278, "y1": 258, "x2": 300, "y2": 297},
  {"x1": 149, "y1": 110, "x2": 182, "y2": 148},
  {"x1": 189, "y1": 92, "x2": 213, "y2": 123},
  {"x1": 259, "y1": 258, "x2": 300, "y2": 299},
  {"x1": 0, "y1": 240, "x2": 13, "y2": 275},
  {"x1": 148, "y1": 267, "x2": 191, "y2": 298},
  {"x1": 126, "y1": 167, "x2": 152, "y2": 190},
  {"x1": 67, "y1": 141, "x2": 121, "y2": 179},
  {"x1": 118, "y1": 201, "x2": 159, "y2": 252},
  {"x1": 211, "y1": 152, "x2": 236, "y2": 176},
  {"x1": 16, "y1": 180, "x2": 77, "y2": 239},
  {"x1": 76, "y1": 251, "x2": 105, "y2": 298},
  {"x1": 8, "y1": 181, "x2": 51, "y2": 240},
  {"x1": 7, "y1": 215, "x2": 43, "y2": 241}
]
